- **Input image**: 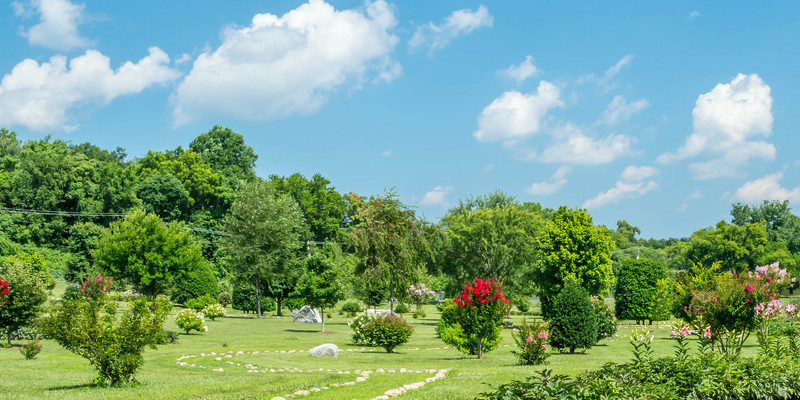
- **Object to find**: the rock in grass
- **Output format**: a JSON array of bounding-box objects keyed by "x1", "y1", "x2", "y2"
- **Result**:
[
  {"x1": 309, "y1": 343, "x2": 338, "y2": 357},
  {"x1": 292, "y1": 305, "x2": 322, "y2": 323}
]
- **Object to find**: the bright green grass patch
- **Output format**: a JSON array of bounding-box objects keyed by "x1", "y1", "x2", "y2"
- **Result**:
[{"x1": 0, "y1": 292, "x2": 782, "y2": 400}]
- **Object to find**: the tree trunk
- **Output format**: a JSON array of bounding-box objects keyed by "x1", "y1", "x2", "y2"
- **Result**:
[
  {"x1": 255, "y1": 279, "x2": 262, "y2": 318},
  {"x1": 477, "y1": 343, "x2": 483, "y2": 359},
  {"x1": 389, "y1": 280, "x2": 395, "y2": 313},
  {"x1": 321, "y1": 308, "x2": 325, "y2": 333},
  {"x1": 570, "y1": 347, "x2": 575, "y2": 354},
  {"x1": 6, "y1": 334, "x2": 10, "y2": 347},
  {"x1": 276, "y1": 298, "x2": 283, "y2": 316}
]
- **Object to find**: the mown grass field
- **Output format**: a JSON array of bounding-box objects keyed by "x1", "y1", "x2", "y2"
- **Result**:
[{"x1": 0, "y1": 288, "x2": 775, "y2": 400}]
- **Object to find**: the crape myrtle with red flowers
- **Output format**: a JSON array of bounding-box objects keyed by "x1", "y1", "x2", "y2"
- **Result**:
[{"x1": 450, "y1": 278, "x2": 510, "y2": 359}]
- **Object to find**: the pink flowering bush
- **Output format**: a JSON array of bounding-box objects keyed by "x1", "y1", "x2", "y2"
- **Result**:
[
  {"x1": 589, "y1": 295, "x2": 617, "y2": 342},
  {"x1": 80, "y1": 275, "x2": 113, "y2": 300},
  {"x1": 676, "y1": 262, "x2": 789, "y2": 355},
  {"x1": 754, "y1": 298, "x2": 799, "y2": 358},
  {"x1": 407, "y1": 283, "x2": 436, "y2": 315},
  {"x1": 511, "y1": 319, "x2": 550, "y2": 365}
]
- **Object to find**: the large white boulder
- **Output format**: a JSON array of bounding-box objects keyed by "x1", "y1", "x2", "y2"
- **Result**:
[
  {"x1": 309, "y1": 343, "x2": 338, "y2": 357},
  {"x1": 365, "y1": 309, "x2": 395, "y2": 317},
  {"x1": 292, "y1": 305, "x2": 322, "y2": 323}
]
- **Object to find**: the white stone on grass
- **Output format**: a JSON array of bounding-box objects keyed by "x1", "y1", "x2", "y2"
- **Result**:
[{"x1": 309, "y1": 343, "x2": 338, "y2": 357}]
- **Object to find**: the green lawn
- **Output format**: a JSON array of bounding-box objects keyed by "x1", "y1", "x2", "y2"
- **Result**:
[{"x1": 0, "y1": 299, "x2": 768, "y2": 400}]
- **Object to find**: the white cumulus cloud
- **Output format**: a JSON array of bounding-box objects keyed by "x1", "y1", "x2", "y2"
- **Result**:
[
  {"x1": 172, "y1": 0, "x2": 400, "y2": 126},
  {"x1": 733, "y1": 173, "x2": 800, "y2": 203},
  {"x1": 536, "y1": 123, "x2": 633, "y2": 165},
  {"x1": 527, "y1": 166, "x2": 570, "y2": 196},
  {"x1": 600, "y1": 95, "x2": 649, "y2": 125},
  {"x1": 474, "y1": 81, "x2": 563, "y2": 143},
  {"x1": 409, "y1": 5, "x2": 492, "y2": 54},
  {"x1": 16, "y1": 0, "x2": 91, "y2": 51},
  {"x1": 583, "y1": 165, "x2": 658, "y2": 209},
  {"x1": 420, "y1": 185, "x2": 454, "y2": 207},
  {"x1": 657, "y1": 73, "x2": 774, "y2": 179},
  {"x1": 0, "y1": 47, "x2": 181, "y2": 131},
  {"x1": 500, "y1": 55, "x2": 537, "y2": 83}
]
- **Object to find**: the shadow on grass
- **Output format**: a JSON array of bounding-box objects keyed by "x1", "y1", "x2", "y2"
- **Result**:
[
  {"x1": 284, "y1": 329, "x2": 320, "y2": 333},
  {"x1": 47, "y1": 383, "x2": 96, "y2": 391}
]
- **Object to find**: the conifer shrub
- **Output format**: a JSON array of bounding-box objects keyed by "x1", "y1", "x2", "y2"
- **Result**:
[{"x1": 548, "y1": 283, "x2": 597, "y2": 353}]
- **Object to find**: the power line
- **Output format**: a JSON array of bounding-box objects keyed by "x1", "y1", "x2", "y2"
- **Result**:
[{"x1": 0, "y1": 207, "x2": 230, "y2": 236}]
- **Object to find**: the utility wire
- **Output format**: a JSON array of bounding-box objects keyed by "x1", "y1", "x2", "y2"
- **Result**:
[{"x1": 0, "y1": 207, "x2": 230, "y2": 236}]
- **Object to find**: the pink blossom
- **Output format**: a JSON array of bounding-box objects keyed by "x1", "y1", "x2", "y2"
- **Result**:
[
  {"x1": 703, "y1": 328, "x2": 711, "y2": 338},
  {"x1": 537, "y1": 331, "x2": 548, "y2": 340},
  {"x1": 745, "y1": 284, "x2": 755, "y2": 293},
  {"x1": 526, "y1": 336, "x2": 533, "y2": 344}
]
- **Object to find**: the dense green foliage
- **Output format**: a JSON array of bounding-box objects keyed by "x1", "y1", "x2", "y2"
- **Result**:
[
  {"x1": 589, "y1": 295, "x2": 617, "y2": 342},
  {"x1": 614, "y1": 259, "x2": 668, "y2": 324},
  {"x1": 222, "y1": 180, "x2": 307, "y2": 317},
  {"x1": 270, "y1": 173, "x2": 346, "y2": 242},
  {"x1": 175, "y1": 309, "x2": 206, "y2": 334},
  {"x1": 93, "y1": 210, "x2": 205, "y2": 299},
  {"x1": 534, "y1": 206, "x2": 615, "y2": 318},
  {"x1": 170, "y1": 263, "x2": 219, "y2": 305},
  {"x1": 0, "y1": 258, "x2": 48, "y2": 346},
  {"x1": 184, "y1": 294, "x2": 218, "y2": 312},
  {"x1": 361, "y1": 315, "x2": 413, "y2": 353},
  {"x1": 42, "y1": 298, "x2": 170, "y2": 386},
  {"x1": 295, "y1": 250, "x2": 346, "y2": 332},
  {"x1": 445, "y1": 278, "x2": 510, "y2": 359},
  {"x1": 548, "y1": 283, "x2": 597, "y2": 354}
]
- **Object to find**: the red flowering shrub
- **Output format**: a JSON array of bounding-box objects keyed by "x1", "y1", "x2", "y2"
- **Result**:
[
  {"x1": 443, "y1": 278, "x2": 510, "y2": 358},
  {"x1": 81, "y1": 275, "x2": 112, "y2": 300},
  {"x1": 0, "y1": 279, "x2": 8, "y2": 305}
]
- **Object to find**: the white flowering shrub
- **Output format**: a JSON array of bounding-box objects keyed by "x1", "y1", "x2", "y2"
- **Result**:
[
  {"x1": 176, "y1": 309, "x2": 207, "y2": 334},
  {"x1": 202, "y1": 304, "x2": 226, "y2": 321}
]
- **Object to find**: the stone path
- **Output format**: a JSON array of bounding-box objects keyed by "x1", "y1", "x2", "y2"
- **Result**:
[{"x1": 173, "y1": 347, "x2": 468, "y2": 399}]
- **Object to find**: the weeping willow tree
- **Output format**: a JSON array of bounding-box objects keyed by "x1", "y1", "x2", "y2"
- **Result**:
[{"x1": 349, "y1": 191, "x2": 432, "y2": 313}]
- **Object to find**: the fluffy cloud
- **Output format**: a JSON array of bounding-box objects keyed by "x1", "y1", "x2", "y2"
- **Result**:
[
  {"x1": 0, "y1": 47, "x2": 181, "y2": 131},
  {"x1": 409, "y1": 5, "x2": 492, "y2": 54},
  {"x1": 620, "y1": 165, "x2": 658, "y2": 181},
  {"x1": 535, "y1": 123, "x2": 633, "y2": 165},
  {"x1": 500, "y1": 55, "x2": 537, "y2": 83},
  {"x1": 474, "y1": 81, "x2": 563, "y2": 143},
  {"x1": 733, "y1": 173, "x2": 800, "y2": 203},
  {"x1": 172, "y1": 0, "x2": 400, "y2": 126},
  {"x1": 420, "y1": 185, "x2": 454, "y2": 207},
  {"x1": 15, "y1": 0, "x2": 90, "y2": 51},
  {"x1": 527, "y1": 166, "x2": 569, "y2": 196},
  {"x1": 600, "y1": 95, "x2": 649, "y2": 125},
  {"x1": 583, "y1": 165, "x2": 658, "y2": 209},
  {"x1": 657, "y1": 73, "x2": 774, "y2": 179}
]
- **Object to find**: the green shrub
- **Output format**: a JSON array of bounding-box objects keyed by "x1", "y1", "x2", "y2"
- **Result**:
[
  {"x1": 362, "y1": 315, "x2": 413, "y2": 353},
  {"x1": 175, "y1": 309, "x2": 207, "y2": 334},
  {"x1": 511, "y1": 319, "x2": 549, "y2": 365},
  {"x1": 154, "y1": 330, "x2": 180, "y2": 345},
  {"x1": 171, "y1": 263, "x2": 218, "y2": 305},
  {"x1": 435, "y1": 299, "x2": 449, "y2": 312},
  {"x1": 340, "y1": 301, "x2": 362, "y2": 317},
  {"x1": 42, "y1": 298, "x2": 170, "y2": 386},
  {"x1": 614, "y1": 259, "x2": 667, "y2": 324},
  {"x1": 349, "y1": 314, "x2": 376, "y2": 346},
  {"x1": 19, "y1": 338, "x2": 42, "y2": 359},
  {"x1": 548, "y1": 283, "x2": 597, "y2": 353},
  {"x1": 201, "y1": 304, "x2": 226, "y2": 321},
  {"x1": 444, "y1": 278, "x2": 510, "y2": 358},
  {"x1": 185, "y1": 294, "x2": 217, "y2": 311},
  {"x1": 62, "y1": 283, "x2": 82, "y2": 301},
  {"x1": 590, "y1": 295, "x2": 617, "y2": 342},
  {"x1": 218, "y1": 291, "x2": 231, "y2": 307},
  {"x1": 0, "y1": 259, "x2": 48, "y2": 346},
  {"x1": 393, "y1": 302, "x2": 408, "y2": 314}
]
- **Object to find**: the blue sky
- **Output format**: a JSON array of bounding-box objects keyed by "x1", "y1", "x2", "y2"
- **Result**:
[{"x1": 2, "y1": 0, "x2": 800, "y2": 239}]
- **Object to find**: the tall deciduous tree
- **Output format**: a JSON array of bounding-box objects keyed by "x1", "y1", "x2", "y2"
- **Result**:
[
  {"x1": 93, "y1": 210, "x2": 205, "y2": 299},
  {"x1": 296, "y1": 249, "x2": 346, "y2": 332},
  {"x1": 676, "y1": 221, "x2": 767, "y2": 273},
  {"x1": 350, "y1": 191, "x2": 431, "y2": 312},
  {"x1": 270, "y1": 173, "x2": 346, "y2": 242},
  {"x1": 222, "y1": 180, "x2": 307, "y2": 318},
  {"x1": 189, "y1": 126, "x2": 258, "y2": 184},
  {"x1": 135, "y1": 174, "x2": 191, "y2": 222},
  {"x1": 439, "y1": 202, "x2": 544, "y2": 299},
  {"x1": 534, "y1": 206, "x2": 615, "y2": 318}
]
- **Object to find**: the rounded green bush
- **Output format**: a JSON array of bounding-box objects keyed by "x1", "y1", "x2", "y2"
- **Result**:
[
  {"x1": 202, "y1": 304, "x2": 226, "y2": 321},
  {"x1": 393, "y1": 302, "x2": 409, "y2": 314},
  {"x1": 175, "y1": 309, "x2": 206, "y2": 334},
  {"x1": 590, "y1": 295, "x2": 617, "y2": 342},
  {"x1": 362, "y1": 315, "x2": 413, "y2": 353},
  {"x1": 171, "y1": 263, "x2": 219, "y2": 305},
  {"x1": 185, "y1": 294, "x2": 217, "y2": 311},
  {"x1": 548, "y1": 283, "x2": 597, "y2": 353},
  {"x1": 340, "y1": 301, "x2": 362, "y2": 317}
]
